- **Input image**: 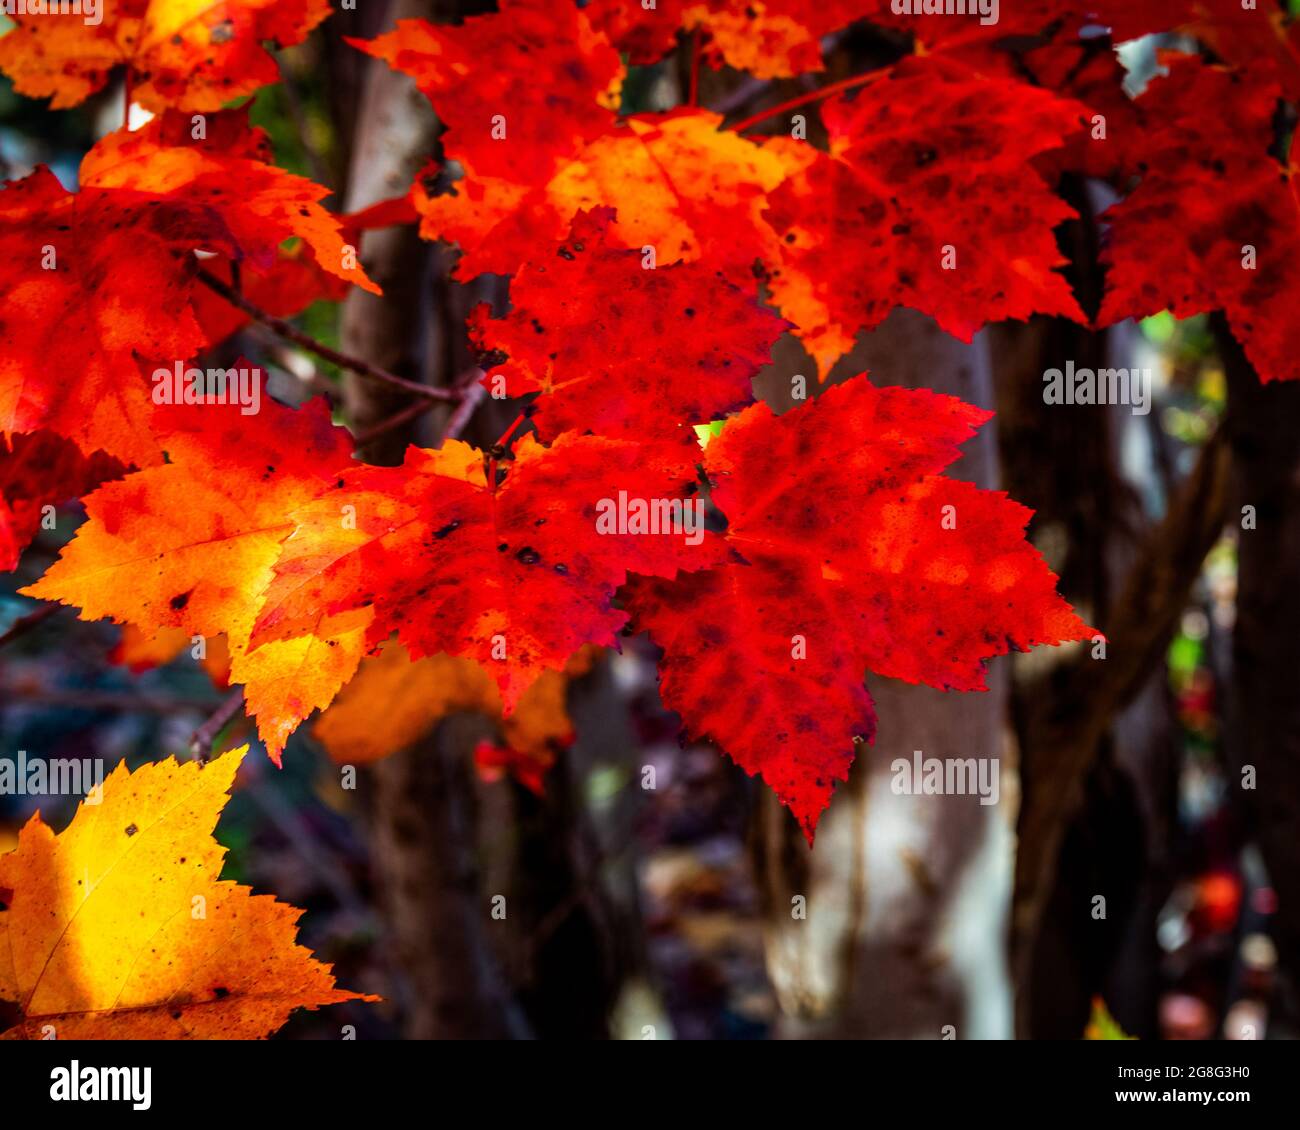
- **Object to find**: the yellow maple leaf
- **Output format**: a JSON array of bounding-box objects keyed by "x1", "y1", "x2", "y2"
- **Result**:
[{"x1": 0, "y1": 747, "x2": 376, "y2": 1039}]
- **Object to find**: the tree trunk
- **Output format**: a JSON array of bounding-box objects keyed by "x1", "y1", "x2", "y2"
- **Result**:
[
  {"x1": 1225, "y1": 329, "x2": 1300, "y2": 1017},
  {"x1": 338, "y1": 0, "x2": 519, "y2": 1038},
  {"x1": 754, "y1": 310, "x2": 1015, "y2": 1039}
]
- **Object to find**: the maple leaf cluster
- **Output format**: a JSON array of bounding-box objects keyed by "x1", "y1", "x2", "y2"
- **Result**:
[{"x1": 0, "y1": 0, "x2": 1293, "y2": 1036}]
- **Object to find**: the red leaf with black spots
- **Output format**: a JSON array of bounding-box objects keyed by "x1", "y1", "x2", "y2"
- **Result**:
[
  {"x1": 763, "y1": 57, "x2": 1089, "y2": 375},
  {"x1": 626, "y1": 378, "x2": 1094, "y2": 841},
  {"x1": 251, "y1": 434, "x2": 725, "y2": 710},
  {"x1": 1097, "y1": 55, "x2": 1300, "y2": 381},
  {"x1": 470, "y1": 208, "x2": 788, "y2": 445}
]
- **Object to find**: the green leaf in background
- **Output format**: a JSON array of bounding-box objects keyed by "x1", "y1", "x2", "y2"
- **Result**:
[{"x1": 1085, "y1": 997, "x2": 1136, "y2": 1040}]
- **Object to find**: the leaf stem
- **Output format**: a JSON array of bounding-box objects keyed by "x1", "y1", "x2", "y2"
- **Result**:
[
  {"x1": 728, "y1": 68, "x2": 887, "y2": 134},
  {"x1": 196, "y1": 268, "x2": 460, "y2": 403},
  {"x1": 494, "y1": 412, "x2": 527, "y2": 450}
]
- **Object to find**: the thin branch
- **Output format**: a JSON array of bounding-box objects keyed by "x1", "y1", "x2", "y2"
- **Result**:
[
  {"x1": 440, "y1": 378, "x2": 488, "y2": 443},
  {"x1": 0, "y1": 604, "x2": 61, "y2": 649},
  {"x1": 196, "y1": 268, "x2": 460, "y2": 403},
  {"x1": 352, "y1": 369, "x2": 487, "y2": 448},
  {"x1": 1011, "y1": 421, "x2": 1232, "y2": 1027},
  {"x1": 190, "y1": 688, "x2": 247, "y2": 764},
  {"x1": 351, "y1": 395, "x2": 441, "y2": 447}
]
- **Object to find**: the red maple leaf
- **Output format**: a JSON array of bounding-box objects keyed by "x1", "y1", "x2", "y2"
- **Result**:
[
  {"x1": 762, "y1": 57, "x2": 1089, "y2": 375},
  {"x1": 0, "y1": 168, "x2": 216, "y2": 466},
  {"x1": 350, "y1": 3, "x2": 623, "y2": 187},
  {"x1": 626, "y1": 378, "x2": 1094, "y2": 841},
  {"x1": 1097, "y1": 55, "x2": 1299, "y2": 381},
  {"x1": 82, "y1": 110, "x2": 377, "y2": 294},
  {"x1": 0, "y1": 112, "x2": 376, "y2": 467},
  {"x1": 470, "y1": 208, "x2": 788, "y2": 445},
  {"x1": 588, "y1": 0, "x2": 874, "y2": 78},
  {"x1": 251, "y1": 434, "x2": 725, "y2": 710},
  {"x1": 0, "y1": 431, "x2": 125, "y2": 571},
  {"x1": 411, "y1": 108, "x2": 807, "y2": 286}
]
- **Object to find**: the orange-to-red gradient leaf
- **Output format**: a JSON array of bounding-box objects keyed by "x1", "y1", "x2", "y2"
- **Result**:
[
  {"x1": 252, "y1": 434, "x2": 723, "y2": 711},
  {"x1": 0, "y1": 0, "x2": 332, "y2": 111},
  {"x1": 413, "y1": 109, "x2": 810, "y2": 285},
  {"x1": 80, "y1": 110, "x2": 378, "y2": 295},
  {"x1": 21, "y1": 396, "x2": 366, "y2": 763}
]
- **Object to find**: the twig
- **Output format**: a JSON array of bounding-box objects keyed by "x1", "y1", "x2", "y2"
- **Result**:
[
  {"x1": 0, "y1": 604, "x2": 61, "y2": 649},
  {"x1": 351, "y1": 396, "x2": 441, "y2": 447},
  {"x1": 440, "y1": 378, "x2": 488, "y2": 443},
  {"x1": 196, "y1": 268, "x2": 460, "y2": 403},
  {"x1": 190, "y1": 688, "x2": 247, "y2": 764},
  {"x1": 352, "y1": 369, "x2": 487, "y2": 447}
]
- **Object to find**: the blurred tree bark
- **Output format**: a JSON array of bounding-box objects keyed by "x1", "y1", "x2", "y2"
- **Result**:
[
  {"x1": 337, "y1": 0, "x2": 516, "y2": 1039},
  {"x1": 753, "y1": 310, "x2": 1015, "y2": 1038},
  {"x1": 1224, "y1": 329, "x2": 1300, "y2": 1021},
  {"x1": 334, "y1": 0, "x2": 637, "y2": 1038}
]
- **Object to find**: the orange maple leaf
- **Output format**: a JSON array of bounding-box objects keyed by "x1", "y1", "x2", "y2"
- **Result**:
[
  {"x1": 0, "y1": 0, "x2": 332, "y2": 111},
  {"x1": 21, "y1": 396, "x2": 370, "y2": 763}
]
